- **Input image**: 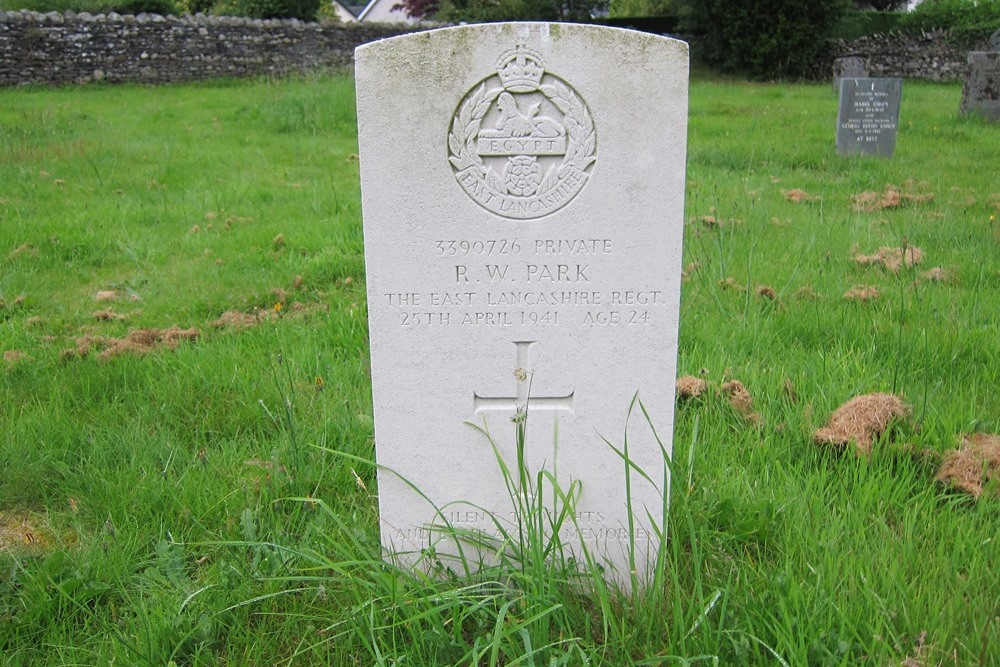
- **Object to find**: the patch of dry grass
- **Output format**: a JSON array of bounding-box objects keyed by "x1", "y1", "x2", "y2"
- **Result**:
[
  {"x1": 936, "y1": 433, "x2": 1000, "y2": 499},
  {"x1": 813, "y1": 393, "x2": 912, "y2": 455}
]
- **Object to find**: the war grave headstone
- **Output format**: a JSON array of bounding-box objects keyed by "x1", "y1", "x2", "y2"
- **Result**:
[
  {"x1": 836, "y1": 77, "x2": 902, "y2": 157},
  {"x1": 959, "y1": 31, "x2": 1000, "y2": 122},
  {"x1": 355, "y1": 23, "x2": 689, "y2": 583},
  {"x1": 832, "y1": 56, "x2": 869, "y2": 93}
]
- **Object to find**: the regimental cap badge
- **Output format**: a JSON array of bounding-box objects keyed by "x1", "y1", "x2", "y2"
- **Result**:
[{"x1": 448, "y1": 46, "x2": 597, "y2": 221}]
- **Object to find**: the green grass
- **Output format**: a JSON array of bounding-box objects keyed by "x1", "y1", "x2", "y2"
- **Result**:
[{"x1": 1, "y1": 73, "x2": 998, "y2": 665}]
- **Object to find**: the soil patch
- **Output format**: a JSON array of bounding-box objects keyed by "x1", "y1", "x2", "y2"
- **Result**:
[
  {"x1": 936, "y1": 433, "x2": 1000, "y2": 499},
  {"x1": 813, "y1": 393, "x2": 911, "y2": 455}
]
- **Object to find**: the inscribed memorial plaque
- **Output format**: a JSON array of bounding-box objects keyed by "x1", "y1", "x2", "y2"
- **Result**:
[
  {"x1": 960, "y1": 52, "x2": 1000, "y2": 123},
  {"x1": 356, "y1": 23, "x2": 688, "y2": 582},
  {"x1": 836, "y1": 77, "x2": 902, "y2": 157}
]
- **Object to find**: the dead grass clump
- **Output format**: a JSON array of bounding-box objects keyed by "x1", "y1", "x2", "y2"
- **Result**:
[
  {"x1": 676, "y1": 375, "x2": 708, "y2": 400},
  {"x1": 93, "y1": 309, "x2": 128, "y2": 322},
  {"x1": 781, "y1": 188, "x2": 821, "y2": 203},
  {"x1": 721, "y1": 379, "x2": 761, "y2": 424},
  {"x1": 851, "y1": 188, "x2": 934, "y2": 212},
  {"x1": 844, "y1": 285, "x2": 880, "y2": 302},
  {"x1": 64, "y1": 328, "x2": 199, "y2": 361},
  {"x1": 272, "y1": 234, "x2": 286, "y2": 250},
  {"x1": 210, "y1": 309, "x2": 268, "y2": 329},
  {"x1": 813, "y1": 393, "x2": 912, "y2": 455},
  {"x1": 0, "y1": 509, "x2": 59, "y2": 553},
  {"x1": 794, "y1": 286, "x2": 820, "y2": 300},
  {"x1": 920, "y1": 267, "x2": 950, "y2": 282},
  {"x1": 756, "y1": 285, "x2": 777, "y2": 300},
  {"x1": 103, "y1": 327, "x2": 199, "y2": 360},
  {"x1": 61, "y1": 336, "x2": 99, "y2": 360},
  {"x1": 853, "y1": 245, "x2": 923, "y2": 273},
  {"x1": 3, "y1": 350, "x2": 29, "y2": 363},
  {"x1": 7, "y1": 243, "x2": 37, "y2": 260},
  {"x1": 936, "y1": 433, "x2": 1000, "y2": 499},
  {"x1": 719, "y1": 276, "x2": 747, "y2": 292},
  {"x1": 95, "y1": 290, "x2": 117, "y2": 301}
]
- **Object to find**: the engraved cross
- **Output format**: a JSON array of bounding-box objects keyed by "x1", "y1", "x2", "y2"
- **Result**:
[{"x1": 473, "y1": 341, "x2": 575, "y2": 417}]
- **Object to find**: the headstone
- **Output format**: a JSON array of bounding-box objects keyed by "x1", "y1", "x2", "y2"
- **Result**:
[
  {"x1": 356, "y1": 23, "x2": 688, "y2": 584},
  {"x1": 959, "y1": 51, "x2": 1000, "y2": 122},
  {"x1": 990, "y1": 28, "x2": 1000, "y2": 53},
  {"x1": 832, "y1": 56, "x2": 869, "y2": 93},
  {"x1": 836, "y1": 77, "x2": 902, "y2": 157}
]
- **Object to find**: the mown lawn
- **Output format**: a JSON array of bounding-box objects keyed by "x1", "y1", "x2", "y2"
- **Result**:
[{"x1": 1, "y1": 72, "x2": 997, "y2": 665}]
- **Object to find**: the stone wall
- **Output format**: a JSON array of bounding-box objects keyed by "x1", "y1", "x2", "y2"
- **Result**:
[
  {"x1": 825, "y1": 29, "x2": 992, "y2": 82},
  {"x1": 0, "y1": 9, "x2": 418, "y2": 87}
]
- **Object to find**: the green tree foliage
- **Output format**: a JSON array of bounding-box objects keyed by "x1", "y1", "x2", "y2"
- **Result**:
[
  {"x1": 231, "y1": 0, "x2": 320, "y2": 20},
  {"x1": 608, "y1": 0, "x2": 674, "y2": 18},
  {"x1": 425, "y1": 0, "x2": 605, "y2": 22},
  {"x1": 853, "y1": 0, "x2": 905, "y2": 9},
  {"x1": 682, "y1": 0, "x2": 850, "y2": 80},
  {"x1": 900, "y1": 0, "x2": 1000, "y2": 43}
]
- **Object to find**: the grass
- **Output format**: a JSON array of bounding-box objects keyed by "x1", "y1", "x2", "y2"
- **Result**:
[{"x1": 0, "y1": 72, "x2": 998, "y2": 665}]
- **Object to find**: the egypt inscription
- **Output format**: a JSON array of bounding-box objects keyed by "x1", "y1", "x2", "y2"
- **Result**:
[{"x1": 448, "y1": 47, "x2": 596, "y2": 220}]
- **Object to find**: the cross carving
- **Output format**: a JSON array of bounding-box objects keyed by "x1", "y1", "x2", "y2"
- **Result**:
[{"x1": 473, "y1": 341, "x2": 575, "y2": 417}]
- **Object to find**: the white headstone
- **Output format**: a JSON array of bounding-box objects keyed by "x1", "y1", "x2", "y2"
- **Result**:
[{"x1": 356, "y1": 23, "x2": 688, "y2": 584}]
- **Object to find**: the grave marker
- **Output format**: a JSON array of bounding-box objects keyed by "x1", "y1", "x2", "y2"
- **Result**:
[
  {"x1": 959, "y1": 43, "x2": 1000, "y2": 122},
  {"x1": 356, "y1": 23, "x2": 689, "y2": 583},
  {"x1": 832, "y1": 56, "x2": 868, "y2": 93},
  {"x1": 836, "y1": 77, "x2": 902, "y2": 157}
]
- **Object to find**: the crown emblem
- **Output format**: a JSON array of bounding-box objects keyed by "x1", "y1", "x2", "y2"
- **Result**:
[{"x1": 496, "y1": 48, "x2": 545, "y2": 92}]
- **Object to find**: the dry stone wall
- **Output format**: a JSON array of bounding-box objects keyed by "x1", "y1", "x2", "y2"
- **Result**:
[
  {"x1": 826, "y1": 29, "x2": 992, "y2": 82},
  {"x1": 0, "y1": 9, "x2": 417, "y2": 86}
]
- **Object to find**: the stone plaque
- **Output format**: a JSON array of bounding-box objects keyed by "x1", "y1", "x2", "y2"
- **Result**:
[
  {"x1": 836, "y1": 77, "x2": 902, "y2": 157},
  {"x1": 960, "y1": 52, "x2": 1000, "y2": 123},
  {"x1": 356, "y1": 23, "x2": 688, "y2": 583}
]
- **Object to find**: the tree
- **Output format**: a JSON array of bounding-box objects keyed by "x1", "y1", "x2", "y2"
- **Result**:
[
  {"x1": 234, "y1": 0, "x2": 321, "y2": 19},
  {"x1": 609, "y1": 0, "x2": 674, "y2": 18},
  {"x1": 392, "y1": 0, "x2": 438, "y2": 20},
  {"x1": 853, "y1": 0, "x2": 906, "y2": 9},
  {"x1": 681, "y1": 0, "x2": 850, "y2": 80},
  {"x1": 395, "y1": 0, "x2": 607, "y2": 22}
]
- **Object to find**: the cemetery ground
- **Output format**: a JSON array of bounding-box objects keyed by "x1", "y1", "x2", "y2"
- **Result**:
[{"x1": 0, "y1": 71, "x2": 998, "y2": 666}]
